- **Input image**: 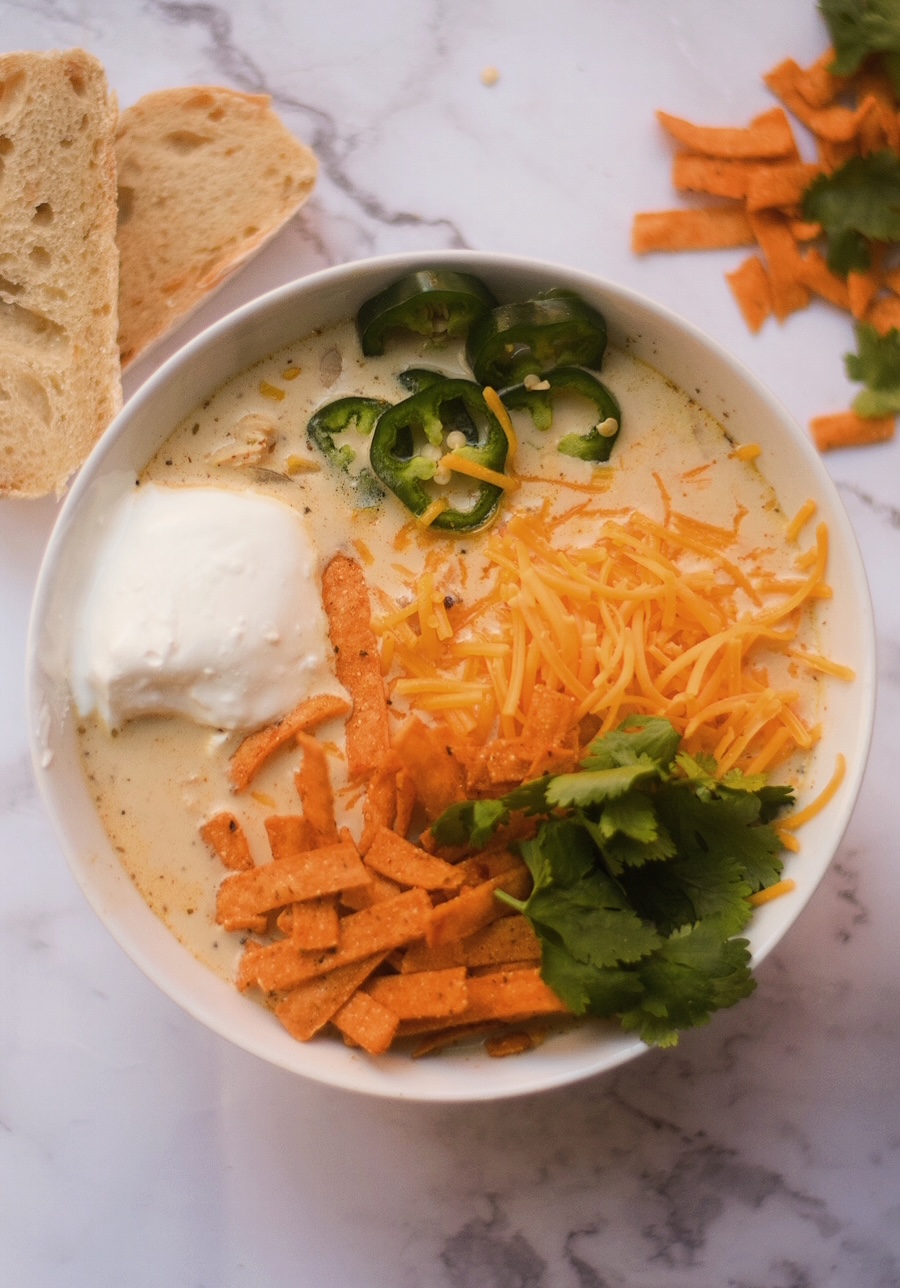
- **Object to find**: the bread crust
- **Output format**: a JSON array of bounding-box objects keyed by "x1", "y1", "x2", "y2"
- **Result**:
[
  {"x1": 115, "y1": 86, "x2": 318, "y2": 368},
  {"x1": 0, "y1": 49, "x2": 121, "y2": 497}
]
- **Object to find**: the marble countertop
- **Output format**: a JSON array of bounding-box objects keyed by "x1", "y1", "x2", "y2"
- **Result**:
[{"x1": 3, "y1": 3, "x2": 900, "y2": 1284}]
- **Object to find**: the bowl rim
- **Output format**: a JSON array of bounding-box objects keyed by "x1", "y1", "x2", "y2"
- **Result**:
[{"x1": 26, "y1": 249, "x2": 877, "y2": 1101}]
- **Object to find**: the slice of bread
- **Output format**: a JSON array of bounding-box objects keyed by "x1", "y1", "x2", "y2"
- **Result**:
[
  {"x1": 115, "y1": 87, "x2": 318, "y2": 368},
  {"x1": 0, "y1": 49, "x2": 121, "y2": 497}
]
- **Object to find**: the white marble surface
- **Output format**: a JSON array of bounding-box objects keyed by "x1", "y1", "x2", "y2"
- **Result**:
[{"x1": 2, "y1": 3, "x2": 900, "y2": 1284}]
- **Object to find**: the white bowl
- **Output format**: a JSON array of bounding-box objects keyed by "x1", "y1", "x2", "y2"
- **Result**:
[{"x1": 27, "y1": 252, "x2": 876, "y2": 1101}]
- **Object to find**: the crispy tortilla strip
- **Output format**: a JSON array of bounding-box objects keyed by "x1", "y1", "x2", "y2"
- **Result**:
[
  {"x1": 274, "y1": 953, "x2": 386, "y2": 1042},
  {"x1": 398, "y1": 968, "x2": 570, "y2": 1035},
  {"x1": 264, "y1": 814, "x2": 317, "y2": 860},
  {"x1": 235, "y1": 938, "x2": 268, "y2": 991},
  {"x1": 393, "y1": 717, "x2": 467, "y2": 819},
  {"x1": 866, "y1": 294, "x2": 900, "y2": 335},
  {"x1": 632, "y1": 207, "x2": 755, "y2": 255},
  {"x1": 366, "y1": 967, "x2": 468, "y2": 1019},
  {"x1": 817, "y1": 135, "x2": 858, "y2": 174},
  {"x1": 411, "y1": 1023, "x2": 499, "y2": 1058},
  {"x1": 856, "y1": 69, "x2": 900, "y2": 152},
  {"x1": 365, "y1": 825, "x2": 465, "y2": 891},
  {"x1": 656, "y1": 107, "x2": 796, "y2": 159},
  {"x1": 200, "y1": 812, "x2": 254, "y2": 871},
  {"x1": 810, "y1": 411, "x2": 895, "y2": 451},
  {"x1": 456, "y1": 849, "x2": 529, "y2": 887},
  {"x1": 341, "y1": 870, "x2": 403, "y2": 911},
  {"x1": 485, "y1": 1030, "x2": 539, "y2": 1058},
  {"x1": 427, "y1": 865, "x2": 531, "y2": 948},
  {"x1": 321, "y1": 554, "x2": 390, "y2": 781},
  {"x1": 251, "y1": 888, "x2": 434, "y2": 992},
  {"x1": 789, "y1": 218, "x2": 823, "y2": 242},
  {"x1": 764, "y1": 60, "x2": 876, "y2": 143},
  {"x1": 294, "y1": 733, "x2": 339, "y2": 844},
  {"x1": 796, "y1": 248, "x2": 851, "y2": 310},
  {"x1": 216, "y1": 840, "x2": 370, "y2": 931},
  {"x1": 671, "y1": 154, "x2": 757, "y2": 200},
  {"x1": 394, "y1": 767, "x2": 417, "y2": 838},
  {"x1": 290, "y1": 895, "x2": 340, "y2": 950},
  {"x1": 358, "y1": 757, "x2": 399, "y2": 854},
  {"x1": 792, "y1": 49, "x2": 847, "y2": 109},
  {"x1": 402, "y1": 913, "x2": 541, "y2": 973},
  {"x1": 848, "y1": 269, "x2": 880, "y2": 319},
  {"x1": 745, "y1": 162, "x2": 820, "y2": 212},
  {"x1": 332, "y1": 989, "x2": 398, "y2": 1055},
  {"x1": 726, "y1": 255, "x2": 773, "y2": 333},
  {"x1": 525, "y1": 685, "x2": 577, "y2": 743},
  {"x1": 228, "y1": 693, "x2": 350, "y2": 792},
  {"x1": 747, "y1": 210, "x2": 809, "y2": 319}
]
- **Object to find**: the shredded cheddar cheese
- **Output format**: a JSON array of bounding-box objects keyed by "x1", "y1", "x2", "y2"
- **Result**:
[{"x1": 439, "y1": 454, "x2": 520, "y2": 491}]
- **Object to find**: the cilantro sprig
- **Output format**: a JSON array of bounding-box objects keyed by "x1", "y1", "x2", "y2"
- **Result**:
[
  {"x1": 821, "y1": 0, "x2": 900, "y2": 94},
  {"x1": 802, "y1": 150, "x2": 900, "y2": 275},
  {"x1": 431, "y1": 716, "x2": 794, "y2": 1048},
  {"x1": 845, "y1": 321, "x2": 900, "y2": 415}
]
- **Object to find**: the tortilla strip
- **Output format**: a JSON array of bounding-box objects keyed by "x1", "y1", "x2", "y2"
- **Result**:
[
  {"x1": 249, "y1": 887, "x2": 434, "y2": 992},
  {"x1": 264, "y1": 814, "x2": 317, "y2": 860},
  {"x1": 402, "y1": 913, "x2": 541, "y2": 973},
  {"x1": 427, "y1": 865, "x2": 531, "y2": 948},
  {"x1": 745, "y1": 163, "x2": 820, "y2": 212},
  {"x1": 747, "y1": 209, "x2": 809, "y2": 319},
  {"x1": 632, "y1": 207, "x2": 756, "y2": 255},
  {"x1": 725, "y1": 255, "x2": 773, "y2": 333},
  {"x1": 792, "y1": 49, "x2": 847, "y2": 109},
  {"x1": 764, "y1": 60, "x2": 876, "y2": 143},
  {"x1": 796, "y1": 248, "x2": 851, "y2": 311},
  {"x1": 358, "y1": 757, "x2": 399, "y2": 854},
  {"x1": 200, "y1": 812, "x2": 254, "y2": 871},
  {"x1": 398, "y1": 968, "x2": 570, "y2": 1035},
  {"x1": 274, "y1": 953, "x2": 386, "y2": 1042},
  {"x1": 341, "y1": 870, "x2": 403, "y2": 911},
  {"x1": 789, "y1": 219, "x2": 822, "y2": 242},
  {"x1": 366, "y1": 967, "x2": 469, "y2": 1020},
  {"x1": 866, "y1": 295, "x2": 900, "y2": 335},
  {"x1": 294, "y1": 733, "x2": 339, "y2": 844},
  {"x1": 810, "y1": 412, "x2": 895, "y2": 452},
  {"x1": 365, "y1": 825, "x2": 465, "y2": 891},
  {"x1": 655, "y1": 107, "x2": 796, "y2": 159},
  {"x1": 216, "y1": 840, "x2": 370, "y2": 930},
  {"x1": 672, "y1": 154, "x2": 757, "y2": 200},
  {"x1": 848, "y1": 268, "x2": 880, "y2": 319},
  {"x1": 485, "y1": 1030, "x2": 541, "y2": 1058},
  {"x1": 394, "y1": 768, "x2": 417, "y2": 838},
  {"x1": 290, "y1": 895, "x2": 340, "y2": 950},
  {"x1": 393, "y1": 717, "x2": 467, "y2": 819},
  {"x1": 321, "y1": 554, "x2": 390, "y2": 781},
  {"x1": 228, "y1": 693, "x2": 350, "y2": 792},
  {"x1": 332, "y1": 989, "x2": 398, "y2": 1054}
]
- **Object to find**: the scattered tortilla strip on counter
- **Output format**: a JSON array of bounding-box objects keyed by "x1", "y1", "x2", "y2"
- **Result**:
[
  {"x1": 809, "y1": 412, "x2": 895, "y2": 451},
  {"x1": 725, "y1": 255, "x2": 773, "y2": 333},
  {"x1": 671, "y1": 154, "x2": 758, "y2": 200},
  {"x1": 199, "y1": 812, "x2": 254, "y2": 871},
  {"x1": 656, "y1": 107, "x2": 797, "y2": 159},
  {"x1": 632, "y1": 208, "x2": 756, "y2": 255},
  {"x1": 321, "y1": 554, "x2": 391, "y2": 781},
  {"x1": 796, "y1": 248, "x2": 850, "y2": 310},
  {"x1": 745, "y1": 162, "x2": 821, "y2": 212},
  {"x1": 228, "y1": 692, "x2": 350, "y2": 791},
  {"x1": 746, "y1": 210, "x2": 809, "y2": 318}
]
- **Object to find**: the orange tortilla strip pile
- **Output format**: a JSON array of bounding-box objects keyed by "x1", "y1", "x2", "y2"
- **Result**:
[
  {"x1": 203, "y1": 736, "x2": 570, "y2": 1056},
  {"x1": 632, "y1": 49, "x2": 900, "y2": 450}
]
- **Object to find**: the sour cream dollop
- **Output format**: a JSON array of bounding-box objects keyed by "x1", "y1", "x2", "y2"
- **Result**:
[{"x1": 70, "y1": 483, "x2": 345, "y2": 731}]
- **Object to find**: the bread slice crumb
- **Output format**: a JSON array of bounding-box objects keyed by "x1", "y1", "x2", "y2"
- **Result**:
[
  {"x1": 115, "y1": 86, "x2": 318, "y2": 368},
  {"x1": 0, "y1": 49, "x2": 121, "y2": 498}
]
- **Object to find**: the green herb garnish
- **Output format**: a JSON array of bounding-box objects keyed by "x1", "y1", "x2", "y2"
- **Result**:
[
  {"x1": 845, "y1": 320, "x2": 900, "y2": 415},
  {"x1": 802, "y1": 150, "x2": 900, "y2": 275},
  {"x1": 821, "y1": 0, "x2": 900, "y2": 94},
  {"x1": 431, "y1": 716, "x2": 794, "y2": 1048}
]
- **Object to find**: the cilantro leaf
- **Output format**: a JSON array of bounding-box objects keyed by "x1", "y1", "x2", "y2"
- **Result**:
[
  {"x1": 581, "y1": 715, "x2": 681, "y2": 771},
  {"x1": 595, "y1": 790, "x2": 661, "y2": 843},
  {"x1": 518, "y1": 819, "x2": 595, "y2": 890},
  {"x1": 845, "y1": 322, "x2": 900, "y2": 417},
  {"x1": 540, "y1": 939, "x2": 646, "y2": 1016},
  {"x1": 655, "y1": 782, "x2": 784, "y2": 893},
  {"x1": 524, "y1": 876, "x2": 662, "y2": 969},
  {"x1": 821, "y1": 0, "x2": 900, "y2": 92},
  {"x1": 802, "y1": 151, "x2": 900, "y2": 274},
  {"x1": 545, "y1": 761, "x2": 660, "y2": 809},
  {"x1": 619, "y1": 848, "x2": 754, "y2": 938},
  {"x1": 618, "y1": 922, "x2": 755, "y2": 1047},
  {"x1": 430, "y1": 798, "x2": 509, "y2": 848},
  {"x1": 590, "y1": 824, "x2": 677, "y2": 875}
]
